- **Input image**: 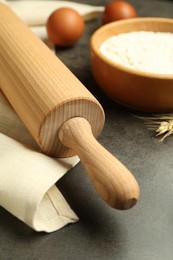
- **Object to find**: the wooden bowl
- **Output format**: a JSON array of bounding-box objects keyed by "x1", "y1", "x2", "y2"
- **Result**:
[{"x1": 90, "y1": 17, "x2": 173, "y2": 112}]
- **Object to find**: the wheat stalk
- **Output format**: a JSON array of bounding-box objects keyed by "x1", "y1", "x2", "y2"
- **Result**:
[{"x1": 134, "y1": 114, "x2": 173, "y2": 141}]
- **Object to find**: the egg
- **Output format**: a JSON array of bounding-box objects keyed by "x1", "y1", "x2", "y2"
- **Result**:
[
  {"x1": 102, "y1": 1, "x2": 137, "y2": 25},
  {"x1": 46, "y1": 7, "x2": 85, "y2": 46}
]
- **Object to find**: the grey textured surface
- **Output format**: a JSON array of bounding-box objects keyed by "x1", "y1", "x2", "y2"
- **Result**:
[{"x1": 1, "y1": 0, "x2": 173, "y2": 259}]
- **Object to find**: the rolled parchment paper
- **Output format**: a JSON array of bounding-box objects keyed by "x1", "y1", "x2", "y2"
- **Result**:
[
  {"x1": 0, "y1": 91, "x2": 79, "y2": 232},
  {"x1": 3, "y1": 0, "x2": 104, "y2": 39}
]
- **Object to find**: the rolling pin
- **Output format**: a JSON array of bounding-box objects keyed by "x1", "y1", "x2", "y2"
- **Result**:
[{"x1": 0, "y1": 4, "x2": 140, "y2": 210}]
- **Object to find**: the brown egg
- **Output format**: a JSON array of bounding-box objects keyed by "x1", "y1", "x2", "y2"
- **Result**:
[
  {"x1": 46, "y1": 7, "x2": 85, "y2": 46},
  {"x1": 102, "y1": 1, "x2": 137, "y2": 25}
]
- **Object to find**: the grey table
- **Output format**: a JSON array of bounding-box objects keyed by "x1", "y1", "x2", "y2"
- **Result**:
[{"x1": 1, "y1": 0, "x2": 173, "y2": 259}]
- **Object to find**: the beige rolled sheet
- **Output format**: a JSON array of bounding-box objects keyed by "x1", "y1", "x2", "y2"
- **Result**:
[
  {"x1": 0, "y1": 91, "x2": 79, "y2": 232},
  {"x1": 3, "y1": 0, "x2": 104, "y2": 40}
]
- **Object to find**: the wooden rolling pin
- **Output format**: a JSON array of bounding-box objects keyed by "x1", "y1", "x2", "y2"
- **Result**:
[{"x1": 0, "y1": 4, "x2": 140, "y2": 210}]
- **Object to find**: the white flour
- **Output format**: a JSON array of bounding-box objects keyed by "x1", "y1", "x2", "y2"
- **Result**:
[{"x1": 99, "y1": 31, "x2": 173, "y2": 74}]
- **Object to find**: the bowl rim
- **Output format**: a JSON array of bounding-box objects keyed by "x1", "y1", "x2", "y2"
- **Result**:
[{"x1": 91, "y1": 17, "x2": 173, "y2": 80}]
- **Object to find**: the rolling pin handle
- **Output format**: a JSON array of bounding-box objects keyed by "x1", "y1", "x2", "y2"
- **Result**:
[{"x1": 59, "y1": 117, "x2": 140, "y2": 210}]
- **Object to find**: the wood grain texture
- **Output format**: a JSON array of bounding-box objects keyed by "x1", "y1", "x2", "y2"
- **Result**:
[
  {"x1": 0, "y1": 3, "x2": 104, "y2": 157},
  {"x1": 91, "y1": 17, "x2": 173, "y2": 112},
  {"x1": 59, "y1": 117, "x2": 139, "y2": 209},
  {"x1": 0, "y1": 4, "x2": 140, "y2": 209}
]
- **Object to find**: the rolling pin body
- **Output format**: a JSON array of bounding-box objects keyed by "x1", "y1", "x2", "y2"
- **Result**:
[
  {"x1": 0, "y1": 4, "x2": 104, "y2": 157},
  {"x1": 0, "y1": 4, "x2": 140, "y2": 209}
]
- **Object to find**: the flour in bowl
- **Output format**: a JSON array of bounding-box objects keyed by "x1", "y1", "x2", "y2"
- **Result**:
[{"x1": 99, "y1": 31, "x2": 173, "y2": 74}]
